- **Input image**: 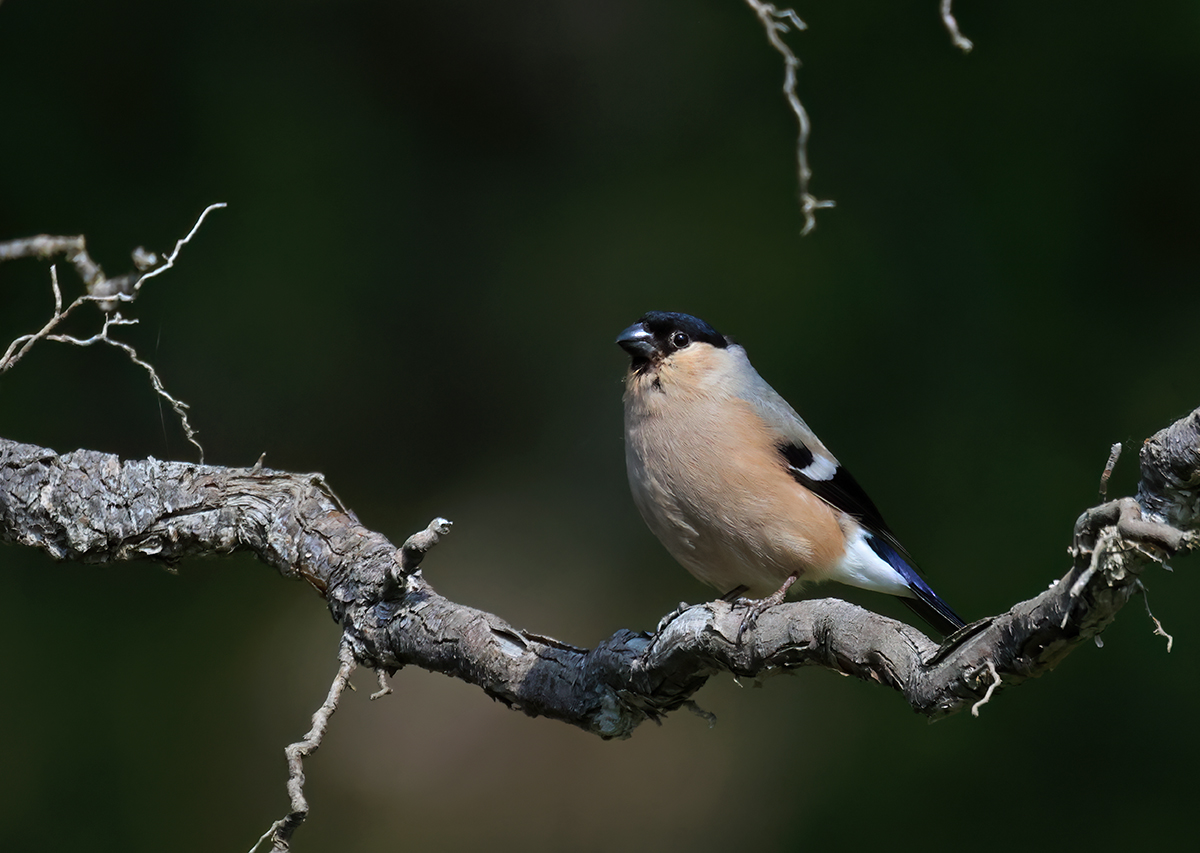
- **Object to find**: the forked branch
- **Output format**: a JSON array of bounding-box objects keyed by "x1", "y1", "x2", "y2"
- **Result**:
[{"x1": 0, "y1": 204, "x2": 224, "y2": 460}]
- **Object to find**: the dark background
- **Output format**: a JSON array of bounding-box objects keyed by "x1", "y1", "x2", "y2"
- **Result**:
[{"x1": 2, "y1": 2, "x2": 1197, "y2": 851}]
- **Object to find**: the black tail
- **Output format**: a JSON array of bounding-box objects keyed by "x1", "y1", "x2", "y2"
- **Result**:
[{"x1": 900, "y1": 588, "x2": 965, "y2": 638}]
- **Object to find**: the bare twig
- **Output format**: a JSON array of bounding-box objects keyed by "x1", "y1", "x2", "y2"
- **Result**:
[
  {"x1": 743, "y1": 1, "x2": 835, "y2": 234},
  {"x1": 0, "y1": 234, "x2": 84, "y2": 263},
  {"x1": 44, "y1": 312, "x2": 205, "y2": 461},
  {"x1": 256, "y1": 638, "x2": 358, "y2": 852},
  {"x1": 0, "y1": 266, "x2": 92, "y2": 375},
  {"x1": 1100, "y1": 442, "x2": 1122, "y2": 500},
  {"x1": 740, "y1": 1, "x2": 975, "y2": 232},
  {"x1": 683, "y1": 700, "x2": 718, "y2": 728},
  {"x1": 1063, "y1": 535, "x2": 1106, "y2": 627},
  {"x1": 309, "y1": 472, "x2": 352, "y2": 516},
  {"x1": 0, "y1": 231, "x2": 137, "y2": 312},
  {"x1": 247, "y1": 824, "x2": 276, "y2": 853},
  {"x1": 2, "y1": 404, "x2": 1197, "y2": 850},
  {"x1": 940, "y1": 0, "x2": 974, "y2": 53},
  {"x1": 1, "y1": 204, "x2": 224, "y2": 461},
  {"x1": 3, "y1": 433, "x2": 1195, "y2": 733},
  {"x1": 1137, "y1": 580, "x2": 1174, "y2": 652},
  {"x1": 0, "y1": 232, "x2": 126, "y2": 307},
  {"x1": 133, "y1": 202, "x2": 226, "y2": 294},
  {"x1": 970, "y1": 660, "x2": 1001, "y2": 717},
  {"x1": 370, "y1": 670, "x2": 394, "y2": 700}
]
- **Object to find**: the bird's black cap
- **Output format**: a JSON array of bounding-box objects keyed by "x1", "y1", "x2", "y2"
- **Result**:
[
  {"x1": 616, "y1": 312, "x2": 728, "y2": 364},
  {"x1": 639, "y1": 312, "x2": 726, "y2": 347}
]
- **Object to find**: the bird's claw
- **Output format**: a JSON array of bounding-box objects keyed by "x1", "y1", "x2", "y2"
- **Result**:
[{"x1": 734, "y1": 574, "x2": 797, "y2": 643}]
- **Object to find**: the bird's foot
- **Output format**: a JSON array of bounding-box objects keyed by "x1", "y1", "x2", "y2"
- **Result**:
[{"x1": 734, "y1": 573, "x2": 797, "y2": 643}]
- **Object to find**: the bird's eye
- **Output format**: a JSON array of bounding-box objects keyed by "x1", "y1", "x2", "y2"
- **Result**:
[{"x1": 671, "y1": 331, "x2": 690, "y2": 349}]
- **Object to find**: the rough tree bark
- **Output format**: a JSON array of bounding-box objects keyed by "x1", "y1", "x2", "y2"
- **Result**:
[
  {"x1": 3, "y1": 385, "x2": 1195, "y2": 852},
  {"x1": 2, "y1": 211, "x2": 1195, "y2": 842},
  {"x1": 2, "y1": 409, "x2": 1195, "y2": 736}
]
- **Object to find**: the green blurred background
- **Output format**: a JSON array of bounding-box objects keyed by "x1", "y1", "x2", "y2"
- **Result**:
[{"x1": 2, "y1": 1, "x2": 1197, "y2": 850}]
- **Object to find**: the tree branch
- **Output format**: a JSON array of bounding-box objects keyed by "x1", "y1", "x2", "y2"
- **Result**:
[
  {"x1": 2, "y1": 408, "x2": 1193, "y2": 736},
  {"x1": 2, "y1": 410, "x2": 1194, "y2": 849},
  {"x1": 2, "y1": 190, "x2": 1192, "y2": 851}
]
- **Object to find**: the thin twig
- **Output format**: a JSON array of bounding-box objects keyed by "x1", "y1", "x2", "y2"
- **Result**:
[
  {"x1": 970, "y1": 660, "x2": 1001, "y2": 716},
  {"x1": 247, "y1": 825, "x2": 277, "y2": 853},
  {"x1": 683, "y1": 700, "x2": 718, "y2": 728},
  {"x1": 44, "y1": 314, "x2": 205, "y2": 462},
  {"x1": 134, "y1": 202, "x2": 226, "y2": 294},
  {"x1": 0, "y1": 234, "x2": 84, "y2": 263},
  {"x1": 1100, "y1": 442, "x2": 1122, "y2": 500},
  {"x1": 260, "y1": 638, "x2": 358, "y2": 852},
  {"x1": 370, "y1": 670, "x2": 394, "y2": 701},
  {"x1": 940, "y1": 0, "x2": 974, "y2": 53},
  {"x1": 743, "y1": 1, "x2": 834, "y2": 234},
  {"x1": 1, "y1": 204, "x2": 225, "y2": 461},
  {"x1": 310, "y1": 472, "x2": 351, "y2": 516},
  {"x1": 1063, "y1": 536, "x2": 1106, "y2": 628},
  {"x1": 1137, "y1": 580, "x2": 1174, "y2": 652},
  {"x1": 0, "y1": 267, "x2": 94, "y2": 375}
]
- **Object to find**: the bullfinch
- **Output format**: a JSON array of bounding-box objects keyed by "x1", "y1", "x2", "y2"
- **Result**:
[{"x1": 617, "y1": 311, "x2": 964, "y2": 636}]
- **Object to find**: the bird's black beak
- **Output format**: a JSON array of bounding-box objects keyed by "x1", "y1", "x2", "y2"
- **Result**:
[{"x1": 616, "y1": 321, "x2": 657, "y2": 361}]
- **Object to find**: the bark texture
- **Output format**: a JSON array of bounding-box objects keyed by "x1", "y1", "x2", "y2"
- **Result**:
[{"x1": 1, "y1": 409, "x2": 1196, "y2": 737}]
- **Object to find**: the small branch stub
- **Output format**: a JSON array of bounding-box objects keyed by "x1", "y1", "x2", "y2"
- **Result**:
[{"x1": 396, "y1": 517, "x2": 453, "y2": 574}]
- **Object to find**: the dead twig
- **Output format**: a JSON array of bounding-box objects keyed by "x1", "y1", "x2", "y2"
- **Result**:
[
  {"x1": 940, "y1": 0, "x2": 974, "y2": 53},
  {"x1": 253, "y1": 638, "x2": 358, "y2": 852},
  {"x1": 970, "y1": 661, "x2": 1001, "y2": 717},
  {"x1": 742, "y1": 1, "x2": 834, "y2": 234},
  {"x1": 0, "y1": 204, "x2": 225, "y2": 461},
  {"x1": 1101, "y1": 442, "x2": 1122, "y2": 500}
]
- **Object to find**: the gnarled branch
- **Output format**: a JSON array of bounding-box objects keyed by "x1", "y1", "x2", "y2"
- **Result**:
[
  {"x1": 2, "y1": 408, "x2": 1195, "y2": 848},
  {"x1": 2, "y1": 408, "x2": 1194, "y2": 735}
]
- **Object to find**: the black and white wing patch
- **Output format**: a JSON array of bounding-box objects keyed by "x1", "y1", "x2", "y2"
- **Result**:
[
  {"x1": 778, "y1": 441, "x2": 965, "y2": 636},
  {"x1": 777, "y1": 442, "x2": 890, "y2": 536}
]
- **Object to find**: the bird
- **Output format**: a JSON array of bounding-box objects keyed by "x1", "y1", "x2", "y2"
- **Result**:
[{"x1": 616, "y1": 310, "x2": 965, "y2": 636}]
